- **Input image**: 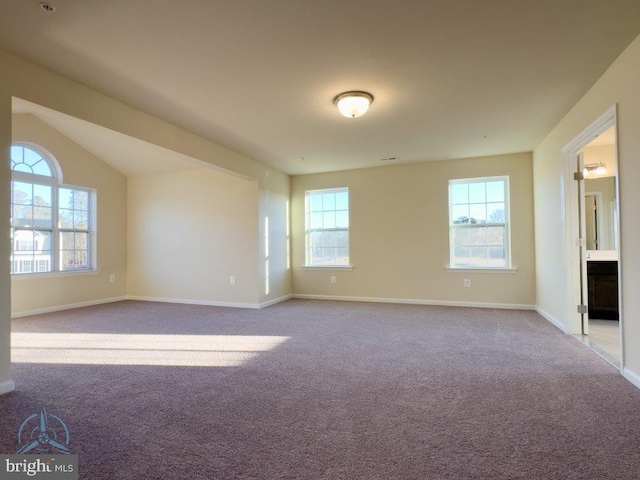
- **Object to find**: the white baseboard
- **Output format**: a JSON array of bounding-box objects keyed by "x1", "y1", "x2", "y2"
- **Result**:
[
  {"x1": 292, "y1": 294, "x2": 534, "y2": 310},
  {"x1": 259, "y1": 294, "x2": 293, "y2": 309},
  {"x1": 0, "y1": 379, "x2": 16, "y2": 395},
  {"x1": 535, "y1": 306, "x2": 567, "y2": 333},
  {"x1": 623, "y1": 368, "x2": 640, "y2": 390},
  {"x1": 127, "y1": 295, "x2": 260, "y2": 309},
  {"x1": 11, "y1": 296, "x2": 128, "y2": 319}
]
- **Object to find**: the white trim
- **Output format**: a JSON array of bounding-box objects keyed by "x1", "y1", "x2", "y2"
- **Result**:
[
  {"x1": 127, "y1": 296, "x2": 260, "y2": 309},
  {"x1": 302, "y1": 265, "x2": 354, "y2": 271},
  {"x1": 446, "y1": 267, "x2": 517, "y2": 274},
  {"x1": 259, "y1": 294, "x2": 293, "y2": 308},
  {"x1": 535, "y1": 306, "x2": 567, "y2": 333},
  {"x1": 623, "y1": 368, "x2": 640, "y2": 390},
  {"x1": 11, "y1": 269, "x2": 101, "y2": 281},
  {"x1": 293, "y1": 294, "x2": 534, "y2": 310},
  {"x1": 11, "y1": 296, "x2": 127, "y2": 318},
  {"x1": 0, "y1": 380, "x2": 16, "y2": 395}
]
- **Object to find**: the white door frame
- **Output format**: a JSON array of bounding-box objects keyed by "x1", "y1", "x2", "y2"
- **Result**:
[{"x1": 560, "y1": 104, "x2": 623, "y2": 370}]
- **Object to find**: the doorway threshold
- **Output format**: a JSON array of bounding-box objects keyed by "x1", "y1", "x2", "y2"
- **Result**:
[{"x1": 572, "y1": 334, "x2": 620, "y2": 369}]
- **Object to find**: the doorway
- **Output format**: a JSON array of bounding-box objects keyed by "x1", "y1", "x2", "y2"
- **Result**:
[{"x1": 561, "y1": 106, "x2": 623, "y2": 369}]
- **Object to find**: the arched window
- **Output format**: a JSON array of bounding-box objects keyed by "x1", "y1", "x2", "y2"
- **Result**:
[{"x1": 10, "y1": 144, "x2": 93, "y2": 275}]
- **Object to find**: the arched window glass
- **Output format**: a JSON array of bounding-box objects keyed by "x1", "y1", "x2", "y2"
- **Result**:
[
  {"x1": 10, "y1": 144, "x2": 93, "y2": 275},
  {"x1": 11, "y1": 145, "x2": 54, "y2": 177}
]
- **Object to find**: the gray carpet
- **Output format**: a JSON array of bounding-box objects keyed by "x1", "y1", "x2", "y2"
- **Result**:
[{"x1": 1, "y1": 299, "x2": 640, "y2": 479}]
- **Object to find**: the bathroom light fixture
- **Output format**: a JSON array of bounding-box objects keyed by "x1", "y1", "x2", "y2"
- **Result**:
[
  {"x1": 583, "y1": 162, "x2": 608, "y2": 177},
  {"x1": 333, "y1": 91, "x2": 374, "y2": 118}
]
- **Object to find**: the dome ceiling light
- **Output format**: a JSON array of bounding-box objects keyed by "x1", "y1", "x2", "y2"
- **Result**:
[{"x1": 333, "y1": 91, "x2": 374, "y2": 119}]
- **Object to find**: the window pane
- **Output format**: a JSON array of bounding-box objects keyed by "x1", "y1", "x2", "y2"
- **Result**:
[
  {"x1": 73, "y1": 190, "x2": 89, "y2": 210},
  {"x1": 335, "y1": 192, "x2": 348, "y2": 210},
  {"x1": 24, "y1": 148, "x2": 42, "y2": 167},
  {"x1": 488, "y1": 247, "x2": 506, "y2": 267},
  {"x1": 13, "y1": 182, "x2": 32, "y2": 205},
  {"x1": 310, "y1": 212, "x2": 323, "y2": 229},
  {"x1": 469, "y1": 247, "x2": 488, "y2": 266},
  {"x1": 60, "y1": 231, "x2": 75, "y2": 250},
  {"x1": 487, "y1": 203, "x2": 505, "y2": 223},
  {"x1": 310, "y1": 194, "x2": 323, "y2": 212},
  {"x1": 336, "y1": 230, "x2": 349, "y2": 248},
  {"x1": 469, "y1": 204, "x2": 486, "y2": 223},
  {"x1": 33, "y1": 184, "x2": 52, "y2": 207},
  {"x1": 34, "y1": 207, "x2": 52, "y2": 228},
  {"x1": 323, "y1": 231, "x2": 337, "y2": 248},
  {"x1": 323, "y1": 211, "x2": 336, "y2": 228},
  {"x1": 322, "y1": 193, "x2": 335, "y2": 211},
  {"x1": 453, "y1": 226, "x2": 487, "y2": 247},
  {"x1": 487, "y1": 227, "x2": 505, "y2": 246},
  {"x1": 450, "y1": 184, "x2": 468, "y2": 204},
  {"x1": 32, "y1": 160, "x2": 52, "y2": 177},
  {"x1": 336, "y1": 248, "x2": 349, "y2": 265},
  {"x1": 469, "y1": 183, "x2": 486, "y2": 203},
  {"x1": 451, "y1": 205, "x2": 469, "y2": 224},
  {"x1": 453, "y1": 246, "x2": 470, "y2": 266},
  {"x1": 59, "y1": 209, "x2": 74, "y2": 229},
  {"x1": 486, "y1": 181, "x2": 504, "y2": 202},
  {"x1": 59, "y1": 188, "x2": 73, "y2": 210},
  {"x1": 74, "y1": 210, "x2": 89, "y2": 230},
  {"x1": 13, "y1": 205, "x2": 33, "y2": 227},
  {"x1": 75, "y1": 232, "x2": 88, "y2": 250},
  {"x1": 336, "y1": 211, "x2": 349, "y2": 228},
  {"x1": 11, "y1": 146, "x2": 23, "y2": 164}
]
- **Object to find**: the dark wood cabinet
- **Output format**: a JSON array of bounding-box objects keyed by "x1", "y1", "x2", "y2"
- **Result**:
[{"x1": 587, "y1": 261, "x2": 619, "y2": 320}]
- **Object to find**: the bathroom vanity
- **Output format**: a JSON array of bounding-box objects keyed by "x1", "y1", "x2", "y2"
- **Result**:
[{"x1": 586, "y1": 254, "x2": 619, "y2": 320}]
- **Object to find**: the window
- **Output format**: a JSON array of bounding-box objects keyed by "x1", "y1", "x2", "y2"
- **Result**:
[
  {"x1": 449, "y1": 177, "x2": 510, "y2": 268},
  {"x1": 305, "y1": 188, "x2": 349, "y2": 266},
  {"x1": 10, "y1": 144, "x2": 94, "y2": 275}
]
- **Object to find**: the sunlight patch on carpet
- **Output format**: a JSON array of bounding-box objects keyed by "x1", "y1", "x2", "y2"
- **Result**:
[{"x1": 11, "y1": 333, "x2": 291, "y2": 367}]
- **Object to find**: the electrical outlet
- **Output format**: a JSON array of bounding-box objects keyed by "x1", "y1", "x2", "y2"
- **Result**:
[
  {"x1": 464, "y1": 279, "x2": 471, "y2": 288},
  {"x1": 230, "y1": 276, "x2": 235, "y2": 285},
  {"x1": 109, "y1": 274, "x2": 116, "y2": 283},
  {"x1": 330, "y1": 276, "x2": 337, "y2": 284}
]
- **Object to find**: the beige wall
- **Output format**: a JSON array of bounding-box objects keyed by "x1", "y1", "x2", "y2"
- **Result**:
[
  {"x1": 0, "y1": 90, "x2": 12, "y2": 392},
  {"x1": 10, "y1": 114, "x2": 127, "y2": 316},
  {"x1": 127, "y1": 168, "x2": 260, "y2": 305},
  {"x1": 258, "y1": 169, "x2": 292, "y2": 304},
  {"x1": 291, "y1": 153, "x2": 535, "y2": 306},
  {"x1": 533, "y1": 33, "x2": 640, "y2": 378}
]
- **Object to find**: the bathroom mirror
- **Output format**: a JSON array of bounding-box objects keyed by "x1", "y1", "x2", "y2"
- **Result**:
[{"x1": 584, "y1": 176, "x2": 617, "y2": 251}]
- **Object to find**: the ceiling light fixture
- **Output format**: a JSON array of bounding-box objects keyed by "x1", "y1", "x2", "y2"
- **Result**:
[
  {"x1": 333, "y1": 91, "x2": 374, "y2": 118},
  {"x1": 583, "y1": 162, "x2": 607, "y2": 177}
]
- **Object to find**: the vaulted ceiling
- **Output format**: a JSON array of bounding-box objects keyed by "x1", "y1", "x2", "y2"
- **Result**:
[{"x1": 1, "y1": 0, "x2": 639, "y2": 175}]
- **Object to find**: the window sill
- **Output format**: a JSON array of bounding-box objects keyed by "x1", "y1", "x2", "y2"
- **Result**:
[
  {"x1": 11, "y1": 269, "x2": 101, "y2": 281},
  {"x1": 302, "y1": 265, "x2": 354, "y2": 271},
  {"x1": 446, "y1": 267, "x2": 517, "y2": 274}
]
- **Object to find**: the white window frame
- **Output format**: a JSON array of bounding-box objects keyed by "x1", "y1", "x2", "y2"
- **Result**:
[
  {"x1": 448, "y1": 176, "x2": 512, "y2": 270},
  {"x1": 10, "y1": 143, "x2": 97, "y2": 276},
  {"x1": 304, "y1": 187, "x2": 350, "y2": 268}
]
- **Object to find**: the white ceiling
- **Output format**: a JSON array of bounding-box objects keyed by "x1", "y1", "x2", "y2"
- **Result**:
[{"x1": 1, "y1": 0, "x2": 639, "y2": 175}]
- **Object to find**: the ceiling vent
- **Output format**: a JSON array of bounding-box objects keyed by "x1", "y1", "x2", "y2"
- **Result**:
[{"x1": 39, "y1": 2, "x2": 56, "y2": 14}]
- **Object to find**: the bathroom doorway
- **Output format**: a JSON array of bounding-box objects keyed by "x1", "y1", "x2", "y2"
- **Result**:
[
  {"x1": 561, "y1": 106, "x2": 622, "y2": 370},
  {"x1": 579, "y1": 126, "x2": 620, "y2": 367}
]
